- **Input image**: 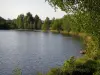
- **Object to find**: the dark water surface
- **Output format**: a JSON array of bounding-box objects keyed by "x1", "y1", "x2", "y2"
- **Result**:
[{"x1": 0, "y1": 30, "x2": 83, "y2": 75}]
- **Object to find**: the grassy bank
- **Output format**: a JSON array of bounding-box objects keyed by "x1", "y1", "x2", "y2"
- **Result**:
[
  {"x1": 51, "y1": 30, "x2": 99, "y2": 58},
  {"x1": 41, "y1": 30, "x2": 100, "y2": 75}
]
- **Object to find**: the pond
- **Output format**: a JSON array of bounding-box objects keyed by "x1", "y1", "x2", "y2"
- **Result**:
[{"x1": 0, "y1": 30, "x2": 83, "y2": 75}]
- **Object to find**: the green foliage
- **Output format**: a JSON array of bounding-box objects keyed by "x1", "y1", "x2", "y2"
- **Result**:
[
  {"x1": 47, "y1": 68, "x2": 62, "y2": 75},
  {"x1": 46, "y1": 0, "x2": 100, "y2": 14},
  {"x1": 45, "y1": 1, "x2": 100, "y2": 74},
  {"x1": 51, "y1": 19, "x2": 62, "y2": 32},
  {"x1": 15, "y1": 12, "x2": 42, "y2": 30},
  {"x1": 62, "y1": 15, "x2": 72, "y2": 32},
  {"x1": 46, "y1": 57, "x2": 99, "y2": 75},
  {"x1": 16, "y1": 14, "x2": 24, "y2": 29},
  {"x1": 0, "y1": 12, "x2": 43, "y2": 30},
  {"x1": 62, "y1": 56, "x2": 76, "y2": 73},
  {"x1": 1, "y1": 0, "x2": 100, "y2": 75},
  {"x1": 42, "y1": 17, "x2": 51, "y2": 30},
  {"x1": 34, "y1": 15, "x2": 42, "y2": 29},
  {"x1": 37, "y1": 19, "x2": 42, "y2": 29},
  {"x1": 0, "y1": 17, "x2": 16, "y2": 29},
  {"x1": 13, "y1": 68, "x2": 22, "y2": 75}
]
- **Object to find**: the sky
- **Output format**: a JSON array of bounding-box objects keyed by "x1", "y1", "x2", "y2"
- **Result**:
[{"x1": 0, "y1": 0, "x2": 66, "y2": 20}]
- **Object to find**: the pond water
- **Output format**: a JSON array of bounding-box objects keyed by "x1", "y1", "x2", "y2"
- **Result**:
[{"x1": 0, "y1": 30, "x2": 83, "y2": 75}]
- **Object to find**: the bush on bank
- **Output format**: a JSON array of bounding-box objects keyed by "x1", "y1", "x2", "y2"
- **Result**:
[{"x1": 41, "y1": 12, "x2": 100, "y2": 75}]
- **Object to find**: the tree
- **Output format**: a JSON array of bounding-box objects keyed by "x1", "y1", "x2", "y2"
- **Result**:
[
  {"x1": 46, "y1": 0, "x2": 100, "y2": 14},
  {"x1": 37, "y1": 19, "x2": 42, "y2": 29},
  {"x1": 50, "y1": 17, "x2": 55, "y2": 29},
  {"x1": 6, "y1": 19, "x2": 17, "y2": 29},
  {"x1": 34, "y1": 15, "x2": 39, "y2": 29},
  {"x1": 42, "y1": 17, "x2": 50, "y2": 30},
  {"x1": 0, "y1": 17, "x2": 10, "y2": 29},
  {"x1": 51, "y1": 19, "x2": 62, "y2": 32},
  {"x1": 25, "y1": 12, "x2": 34, "y2": 29},
  {"x1": 16, "y1": 14, "x2": 24, "y2": 29},
  {"x1": 62, "y1": 15, "x2": 72, "y2": 32}
]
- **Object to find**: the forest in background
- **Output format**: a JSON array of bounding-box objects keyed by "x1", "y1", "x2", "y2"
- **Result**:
[{"x1": 0, "y1": 12, "x2": 51, "y2": 30}]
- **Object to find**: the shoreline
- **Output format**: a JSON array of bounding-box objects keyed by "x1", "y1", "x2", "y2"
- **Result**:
[{"x1": 50, "y1": 30, "x2": 95, "y2": 57}]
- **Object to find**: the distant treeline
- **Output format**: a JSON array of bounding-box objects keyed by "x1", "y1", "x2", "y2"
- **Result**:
[
  {"x1": 0, "y1": 16, "x2": 12, "y2": 29},
  {"x1": 0, "y1": 12, "x2": 52, "y2": 30}
]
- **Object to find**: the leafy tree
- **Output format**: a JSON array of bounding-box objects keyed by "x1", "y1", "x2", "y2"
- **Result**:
[
  {"x1": 51, "y1": 19, "x2": 62, "y2": 32},
  {"x1": 25, "y1": 12, "x2": 34, "y2": 29},
  {"x1": 16, "y1": 14, "x2": 24, "y2": 29},
  {"x1": 6, "y1": 19, "x2": 17, "y2": 29},
  {"x1": 16, "y1": 12, "x2": 35, "y2": 29},
  {"x1": 34, "y1": 15, "x2": 39, "y2": 29},
  {"x1": 62, "y1": 15, "x2": 72, "y2": 32},
  {"x1": 50, "y1": 17, "x2": 55, "y2": 29},
  {"x1": 45, "y1": 0, "x2": 100, "y2": 14},
  {"x1": 0, "y1": 17, "x2": 10, "y2": 29},
  {"x1": 37, "y1": 19, "x2": 42, "y2": 29},
  {"x1": 42, "y1": 17, "x2": 50, "y2": 30},
  {"x1": 45, "y1": 0, "x2": 100, "y2": 75}
]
